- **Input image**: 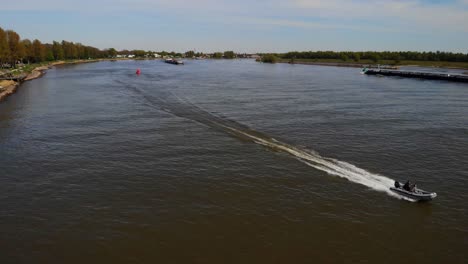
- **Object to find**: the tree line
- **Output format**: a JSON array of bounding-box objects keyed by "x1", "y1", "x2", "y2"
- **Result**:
[
  {"x1": 0, "y1": 27, "x2": 117, "y2": 68},
  {"x1": 183, "y1": 50, "x2": 235, "y2": 59},
  {"x1": 281, "y1": 50, "x2": 468, "y2": 63}
]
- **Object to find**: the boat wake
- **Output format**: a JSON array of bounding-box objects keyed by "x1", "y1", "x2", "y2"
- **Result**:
[
  {"x1": 215, "y1": 122, "x2": 407, "y2": 200},
  {"x1": 120, "y1": 81, "x2": 412, "y2": 201}
]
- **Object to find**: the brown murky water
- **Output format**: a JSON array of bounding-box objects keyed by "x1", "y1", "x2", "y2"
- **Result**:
[{"x1": 1, "y1": 60, "x2": 467, "y2": 263}]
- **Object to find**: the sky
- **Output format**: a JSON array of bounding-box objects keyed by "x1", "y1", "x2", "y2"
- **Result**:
[{"x1": 1, "y1": 0, "x2": 468, "y2": 53}]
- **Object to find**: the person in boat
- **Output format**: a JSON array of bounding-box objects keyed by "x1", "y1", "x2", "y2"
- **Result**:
[
  {"x1": 403, "y1": 180, "x2": 411, "y2": 191},
  {"x1": 402, "y1": 180, "x2": 417, "y2": 192}
]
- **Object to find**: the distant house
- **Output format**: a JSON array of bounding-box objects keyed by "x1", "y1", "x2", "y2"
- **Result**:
[
  {"x1": 116, "y1": 55, "x2": 125, "y2": 58},
  {"x1": 128, "y1": 55, "x2": 135, "y2": 58},
  {"x1": 249, "y1": 54, "x2": 261, "y2": 59},
  {"x1": 153, "y1": 53, "x2": 161, "y2": 58}
]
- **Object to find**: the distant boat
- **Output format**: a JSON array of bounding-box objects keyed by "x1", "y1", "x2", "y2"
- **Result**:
[{"x1": 165, "y1": 58, "x2": 184, "y2": 65}]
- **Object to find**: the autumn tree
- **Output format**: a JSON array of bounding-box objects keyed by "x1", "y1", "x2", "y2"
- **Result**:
[
  {"x1": 21, "y1": 39, "x2": 33, "y2": 63},
  {"x1": 185, "y1": 50, "x2": 195, "y2": 58},
  {"x1": 6, "y1": 30, "x2": 24, "y2": 66},
  {"x1": 52, "y1": 41, "x2": 64, "y2": 60},
  {"x1": 44, "y1": 44, "x2": 55, "y2": 61},
  {"x1": 32, "y1": 39, "x2": 45, "y2": 62},
  {"x1": 133, "y1": 50, "x2": 146, "y2": 57},
  {"x1": 107, "y1": 48, "x2": 117, "y2": 58},
  {"x1": 75, "y1": 43, "x2": 84, "y2": 59},
  {"x1": 0, "y1": 27, "x2": 10, "y2": 65},
  {"x1": 62, "y1": 40, "x2": 78, "y2": 59}
]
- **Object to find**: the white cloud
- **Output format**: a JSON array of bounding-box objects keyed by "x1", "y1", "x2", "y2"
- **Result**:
[
  {"x1": 1, "y1": 0, "x2": 467, "y2": 33},
  {"x1": 290, "y1": 0, "x2": 468, "y2": 32},
  {"x1": 0, "y1": 0, "x2": 235, "y2": 12}
]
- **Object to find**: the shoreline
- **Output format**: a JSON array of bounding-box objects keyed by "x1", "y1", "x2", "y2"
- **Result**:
[
  {"x1": 279, "y1": 61, "x2": 398, "y2": 69},
  {"x1": 0, "y1": 58, "x2": 132, "y2": 102},
  {"x1": 0, "y1": 65, "x2": 53, "y2": 102},
  {"x1": 0, "y1": 82, "x2": 19, "y2": 102},
  {"x1": 277, "y1": 60, "x2": 468, "y2": 70}
]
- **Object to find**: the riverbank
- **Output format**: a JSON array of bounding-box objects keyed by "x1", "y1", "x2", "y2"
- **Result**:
[
  {"x1": 279, "y1": 60, "x2": 398, "y2": 69},
  {"x1": 277, "y1": 58, "x2": 468, "y2": 70},
  {"x1": 0, "y1": 80, "x2": 19, "y2": 102},
  {"x1": 0, "y1": 64, "x2": 54, "y2": 101},
  {"x1": 0, "y1": 58, "x2": 132, "y2": 102}
]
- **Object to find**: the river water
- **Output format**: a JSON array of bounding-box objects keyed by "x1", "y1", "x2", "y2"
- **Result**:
[{"x1": 1, "y1": 60, "x2": 467, "y2": 263}]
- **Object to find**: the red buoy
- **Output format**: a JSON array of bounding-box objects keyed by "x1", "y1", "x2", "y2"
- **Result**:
[{"x1": 136, "y1": 68, "x2": 141, "y2": 75}]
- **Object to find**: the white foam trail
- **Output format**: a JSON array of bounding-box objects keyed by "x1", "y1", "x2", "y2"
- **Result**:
[
  {"x1": 222, "y1": 124, "x2": 413, "y2": 200},
  {"x1": 158, "y1": 93, "x2": 413, "y2": 201}
]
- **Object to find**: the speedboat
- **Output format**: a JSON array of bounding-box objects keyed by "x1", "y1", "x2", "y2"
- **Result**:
[
  {"x1": 390, "y1": 181, "x2": 437, "y2": 201},
  {"x1": 165, "y1": 58, "x2": 184, "y2": 65}
]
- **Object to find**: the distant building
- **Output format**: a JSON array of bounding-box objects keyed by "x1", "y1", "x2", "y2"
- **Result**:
[
  {"x1": 236, "y1": 53, "x2": 260, "y2": 59},
  {"x1": 128, "y1": 55, "x2": 135, "y2": 58}
]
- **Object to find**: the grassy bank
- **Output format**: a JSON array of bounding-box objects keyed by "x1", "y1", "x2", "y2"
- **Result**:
[
  {"x1": 0, "y1": 58, "x2": 133, "y2": 102},
  {"x1": 1, "y1": 58, "x2": 136, "y2": 78},
  {"x1": 277, "y1": 58, "x2": 468, "y2": 69}
]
